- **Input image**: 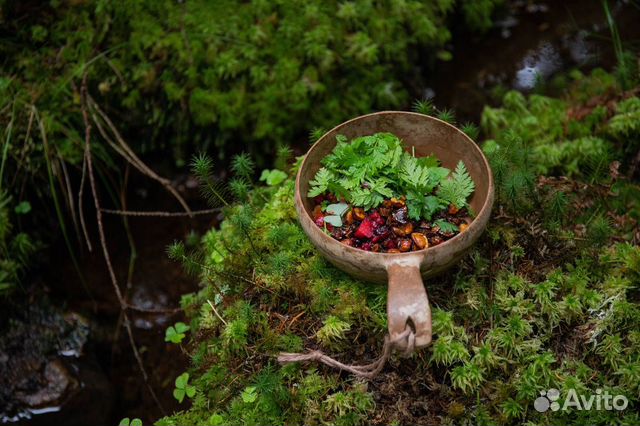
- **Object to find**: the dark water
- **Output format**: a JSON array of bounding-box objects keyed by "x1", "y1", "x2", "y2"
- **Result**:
[
  {"x1": 41, "y1": 172, "x2": 215, "y2": 425},
  {"x1": 424, "y1": 0, "x2": 640, "y2": 122},
  {"x1": 1, "y1": 168, "x2": 215, "y2": 425},
  {"x1": 4, "y1": 1, "x2": 639, "y2": 425}
]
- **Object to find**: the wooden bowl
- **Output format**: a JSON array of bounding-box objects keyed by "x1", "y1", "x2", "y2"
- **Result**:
[{"x1": 295, "y1": 112, "x2": 494, "y2": 350}]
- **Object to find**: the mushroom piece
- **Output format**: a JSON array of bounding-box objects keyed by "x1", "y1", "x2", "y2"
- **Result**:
[
  {"x1": 392, "y1": 222, "x2": 414, "y2": 237},
  {"x1": 353, "y1": 207, "x2": 366, "y2": 221},
  {"x1": 411, "y1": 232, "x2": 429, "y2": 250}
]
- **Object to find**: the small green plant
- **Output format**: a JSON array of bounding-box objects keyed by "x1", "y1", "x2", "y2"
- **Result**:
[
  {"x1": 165, "y1": 322, "x2": 190, "y2": 344},
  {"x1": 316, "y1": 315, "x2": 351, "y2": 346},
  {"x1": 0, "y1": 192, "x2": 37, "y2": 294},
  {"x1": 436, "y1": 108, "x2": 456, "y2": 124},
  {"x1": 450, "y1": 362, "x2": 484, "y2": 394},
  {"x1": 259, "y1": 169, "x2": 288, "y2": 186},
  {"x1": 207, "y1": 414, "x2": 225, "y2": 426},
  {"x1": 241, "y1": 386, "x2": 258, "y2": 403},
  {"x1": 323, "y1": 385, "x2": 375, "y2": 425},
  {"x1": 13, "y1": 201, "x2": 31, "y2": 215},
  {"x1": 461, "y1": 122, "x2": 480, "y2": 140},
  {"x1": 119, "y1": 418, "x2": 142, "y2": 426},
  {"x1": 431, "y1": 336, "x2": 470, "y2": 366},
  {"x1": 412, "y1": 98, "x2": 435, "y2": 115},
  {"x1": 173, "y1": 373, "x2": 196, "y2": 403}
]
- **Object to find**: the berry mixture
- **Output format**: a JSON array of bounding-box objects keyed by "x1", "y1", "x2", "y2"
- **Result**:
[
  {"x1": 306, "y1": 132, "x2": 477, "y2": 253},
  {"x1": 312, "y1": 194, "x2": 470, "y2": 253}
]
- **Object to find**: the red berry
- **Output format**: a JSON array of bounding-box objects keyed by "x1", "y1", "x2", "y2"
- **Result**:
[
  {"x1": 355, "y1": 218, "x2": 375, "y2": 239},
  {"x1": 368, "y1": 211, "x2": 385, "y2": 226},
  {"x1": 384, "y1": 239, "x2": 397, "y2": 249}
]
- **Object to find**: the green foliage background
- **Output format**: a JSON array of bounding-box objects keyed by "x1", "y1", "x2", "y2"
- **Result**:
[
  {"x1": 1, "y1": 0, "x2": 500, "y2": 163},
  {"x1": 161, "y1": 70, "x2": 640, "y2": 425},
  {"x1": 3, "y1": 2, "x2": 639, "y2": 424},
  {"x1": 0, "y1": 0, "x2": 501, "y2": 295}
]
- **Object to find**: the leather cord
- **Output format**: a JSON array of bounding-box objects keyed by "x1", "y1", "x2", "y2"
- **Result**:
[{"x1": 277, "y1": 325, "x2": 415, "y2": 379}]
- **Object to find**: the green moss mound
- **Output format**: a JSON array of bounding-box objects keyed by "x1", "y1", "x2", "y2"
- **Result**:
[{"x1": 160, "y1": 71, "x2": 640, "y2": 425}]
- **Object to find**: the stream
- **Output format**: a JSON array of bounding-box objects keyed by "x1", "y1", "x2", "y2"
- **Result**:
[{"x1": 2, "y1": 1, "x2": 639, "y2": 425}]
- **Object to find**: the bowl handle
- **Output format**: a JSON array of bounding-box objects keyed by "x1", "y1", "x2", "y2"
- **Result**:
[{"x1": 386, "y1": 261, "x2": 432, "y2": 351}]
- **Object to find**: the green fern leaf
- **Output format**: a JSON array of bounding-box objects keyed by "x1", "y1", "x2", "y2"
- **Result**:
[
  {"x1": 307, "y1": 168, "x2": 334, "y2": 197},
  {"x1": 437, "y1": 161, "x2": 475, "y2": 208}
]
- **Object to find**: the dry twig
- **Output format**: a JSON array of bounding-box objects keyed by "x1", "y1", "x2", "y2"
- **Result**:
[
  {"x1": 87, "y1": 95, "x2": 192, "y2": 216},
  {"x1": 80, "y1": 75, "x2": 166, "y2": 416},
  {"x1": 101, "y1": 207, "x2": 220, "y2": 217}
]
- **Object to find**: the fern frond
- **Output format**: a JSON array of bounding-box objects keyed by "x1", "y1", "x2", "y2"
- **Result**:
[
  {"x1": 437, "y1": 161, "x2": 475, "y2": 208},
  {"x1": 400, "y1": 156, "x2": 433, "y2": 192},
  {"x1": 307, "y1": 167, "x2": 334, "y2": 197},
  {"x1": 434, "y1": 219, "x2": 459, "y2": 233}
]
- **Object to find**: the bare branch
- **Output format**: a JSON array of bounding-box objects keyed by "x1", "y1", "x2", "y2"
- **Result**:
[
  {"x1": 87, "y1": 95, "x2": 193, "y2": 216},
  {"x1": 80, "y1": 75, "x2": 166, "y2": 416}
]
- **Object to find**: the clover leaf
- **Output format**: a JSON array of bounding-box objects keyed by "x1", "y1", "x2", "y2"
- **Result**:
[
  {"x1": 323, "y1": 215, "x2": 343, "y2": 227},
  {"x1": 173, "y1": 372, "x2": 196, "y2": 403},
  {"x1": 325, "y1": 202, "x2": 349, "y2": 217},
  {"x1": 14, "y1": 201, "x2": 31, "y2": 215},
  {"x1": 165, "y1": 322, "x2": 190, "y2": 344},
  {"x1": 323, "y1": 202, "x2": 349, "y2": 227},
  {"x1": 119, "y1": 418, "x2": 142, "y2": 426},
  {"x1": 260, "y1": 169, "x2": 287, "y2": 186}
]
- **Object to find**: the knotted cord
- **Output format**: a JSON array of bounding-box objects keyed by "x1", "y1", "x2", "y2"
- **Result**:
[{"x1": 277, "y1": 326, "x2": 415, "y2": 379}]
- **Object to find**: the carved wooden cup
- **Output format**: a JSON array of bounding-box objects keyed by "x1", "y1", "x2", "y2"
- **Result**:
[{"x1": 295, "y1": 112, "x2": 494, "y2": 351}]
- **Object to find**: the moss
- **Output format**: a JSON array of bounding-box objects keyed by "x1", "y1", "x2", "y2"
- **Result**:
[{"x1": 160, "y1": 71, "x2": 640, "y2": 425}]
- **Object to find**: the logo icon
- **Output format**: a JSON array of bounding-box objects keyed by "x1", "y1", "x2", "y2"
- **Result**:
[
  {"x1": 533, "y1": 388, "x2": 628, "y2": 413},
  {"x1": 534, "y1": 388, "x2": 561, "y2": 413}
]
